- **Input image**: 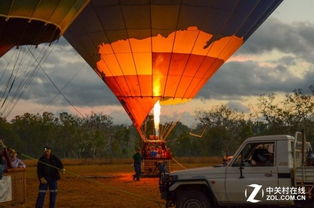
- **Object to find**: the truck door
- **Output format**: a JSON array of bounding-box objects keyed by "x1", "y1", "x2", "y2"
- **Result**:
[{"x1": 225, "y1": 142, "x2": 278, "y2": 205}]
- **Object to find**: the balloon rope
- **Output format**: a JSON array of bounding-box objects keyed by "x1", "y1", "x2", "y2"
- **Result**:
[
  {"x1": 171, "y1": 157, "x2": 186, "y2": 169},
  {"x1": 19, "y1": 152, "x2": 165, "y2": 207}
]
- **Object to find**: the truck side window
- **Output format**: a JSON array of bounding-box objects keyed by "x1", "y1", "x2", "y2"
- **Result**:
[{"x1": 232, "y1": 142, "x2": 274, "y2": 167}]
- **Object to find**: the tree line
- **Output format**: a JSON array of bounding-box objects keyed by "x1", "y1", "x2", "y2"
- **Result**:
[
  {"x1": 0, "y1": 112, "x2": 133, "y2": 158},
  {"x1": 0, "y1": 87, "x2": 313, "y2": 159}
]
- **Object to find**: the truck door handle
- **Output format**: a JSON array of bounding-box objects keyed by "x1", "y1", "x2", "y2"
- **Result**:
[{"x1": 264, "y1": 172, "x2": 273, "y2": 177}]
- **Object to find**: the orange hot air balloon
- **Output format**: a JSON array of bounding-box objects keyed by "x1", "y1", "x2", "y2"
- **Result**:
[
  {"x1": 64, "y1": 0, "x2": 283, "y2": 137},
  {"x1": 0, "y1": 0, "x2": 90, "y2": 57}
]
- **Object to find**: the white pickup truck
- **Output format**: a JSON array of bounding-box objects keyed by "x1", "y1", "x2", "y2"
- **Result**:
[{"x1": 160, "y1": 132, "x2": 314, "y2": 208}]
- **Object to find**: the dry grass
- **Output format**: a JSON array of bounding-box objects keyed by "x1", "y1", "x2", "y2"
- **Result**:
[
  {"x1": 5, "y1": 157, "x2": 222, "y2": 208},
  {"x1": 23, "y1": 158, "x2": 134, "y2": 167}
]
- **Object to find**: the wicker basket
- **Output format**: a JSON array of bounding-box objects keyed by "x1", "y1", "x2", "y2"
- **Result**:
[{"x1": 1, "y1": 168, "x2": 26, "y2": 206}]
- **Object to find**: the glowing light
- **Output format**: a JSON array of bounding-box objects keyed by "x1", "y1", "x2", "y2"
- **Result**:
[
  {"x1": 153, "y1": 70, "x2": 162, "y2": 97},
  {"x1": 153, "y1": 100, "x2": 161, "y2": 137}
]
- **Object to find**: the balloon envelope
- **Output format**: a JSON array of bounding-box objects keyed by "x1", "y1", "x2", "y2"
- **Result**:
[
  {"x1": 0, "y1": 0, "x2": 90, "y2": 56},
  {"x1": 65, "y1": 0, "x2": 283, "y2": 131}
]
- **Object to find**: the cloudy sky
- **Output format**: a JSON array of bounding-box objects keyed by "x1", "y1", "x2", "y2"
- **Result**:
[{"x1": 1, "y1": 0, "x2": 314, "y2": 126}]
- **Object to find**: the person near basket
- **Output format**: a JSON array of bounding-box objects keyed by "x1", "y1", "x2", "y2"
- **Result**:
[
  {"x1": 35, "y1": 146, "x2": 64, "y2": 208},
  {"x1": 9, "y1": 149, "x2": 26, "y2": 168},
  {"x1": 132, "y1": 148, "x2": 143, "y2": 181}
]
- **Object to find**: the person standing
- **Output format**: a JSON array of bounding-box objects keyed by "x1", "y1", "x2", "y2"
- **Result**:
[
  {"x1": 132, "y1": 149, "x2": 143, "y2": 181},
  {"x1": 35, "y1": 147, "x2": 64, "y2": 208},
  {"x1": 9, "y1": 149, "x2": 26, "y2": 168}
]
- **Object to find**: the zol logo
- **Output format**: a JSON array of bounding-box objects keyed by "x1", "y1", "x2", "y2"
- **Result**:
[{"x1": 244, "y1": 184, "x2": 264, "y2": 203}]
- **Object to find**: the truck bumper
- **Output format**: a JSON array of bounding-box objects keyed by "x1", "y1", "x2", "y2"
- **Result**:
[{"x1": 159, "y1": 173, "x2": 176, "y2": 200}]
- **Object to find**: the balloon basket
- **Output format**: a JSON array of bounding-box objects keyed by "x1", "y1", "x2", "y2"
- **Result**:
[
  {"x1": 141, "y1": 138, "x2": 171, "y2": 177},
  {"x1": 0, "y1": 168, "x2": 26, "y2": 206}
]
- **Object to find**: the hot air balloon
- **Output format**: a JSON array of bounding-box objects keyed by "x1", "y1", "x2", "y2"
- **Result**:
[
  {"x1": 64, "y1": 0, "x2": 283, "y2": 139},
  {"x1": 0, "y1": 0, "x2": 90, "y2": 57},
  {"x1": 0, "y1": 0, "x2": 90, "y2": 118}
]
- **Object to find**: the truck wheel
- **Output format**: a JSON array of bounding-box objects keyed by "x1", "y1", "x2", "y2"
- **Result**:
[{"x1": 176, "y1": 189, "x2": 212, "y2": 208}]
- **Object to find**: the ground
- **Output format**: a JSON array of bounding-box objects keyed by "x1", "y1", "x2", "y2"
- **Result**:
[{"x1": 5, "y1": 157, "x2": 221, "y2": 208}]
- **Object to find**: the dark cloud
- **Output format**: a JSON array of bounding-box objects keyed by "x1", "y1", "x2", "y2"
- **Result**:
[
  {"x1": 238, "y1": 19, "x2": 314, "y2": 62},
  {"x1": 198, "y1": 60, "x2": 314, "y2": 99},
  {"x1": 196, "y1": 19, "x2": 314, "y2": 100},
  {"x1": 0, "y1": 44, "x2": 118, "y2": 109},
  {"x1": 28, "y1": 59, "x2": 119, "y2": 106}
]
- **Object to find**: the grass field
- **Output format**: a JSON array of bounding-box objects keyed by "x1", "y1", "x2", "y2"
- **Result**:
[{"x1": 6, "y1": 157, "x2": 222, "y2": 208}]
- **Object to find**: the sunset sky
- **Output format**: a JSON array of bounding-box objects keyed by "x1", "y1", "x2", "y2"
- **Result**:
[{"x1": 1, "y1": 0, "x2": 314, "y2": 126}]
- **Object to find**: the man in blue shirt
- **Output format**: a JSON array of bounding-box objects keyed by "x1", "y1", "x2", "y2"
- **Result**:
[{"x1": 133, "y1": 149, "x2": 143, "y2": 181}]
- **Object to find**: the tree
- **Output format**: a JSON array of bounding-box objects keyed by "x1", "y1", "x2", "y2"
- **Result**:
[
  {"x1": 196, "y1": 105, "x2": 253, "y2": 156},
  {"x1": 257, "y1": 87, "x2": 314, "y2": 140}
]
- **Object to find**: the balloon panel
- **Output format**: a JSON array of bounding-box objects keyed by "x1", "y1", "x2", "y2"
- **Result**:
[
  {"x1": 0, "y1": 17, "x2": 60, "y2": 47},
  {"x1": 0, "y1": 0, "x2": 89, "y2": 56},
  {"x1": 0, "y1": 0, "x2": 90, "y2": 34},
  {"x1": 65, "y1": 0, "x2": 283, "y2": 129},
  {"x1": 119, "y1": 97, "x2": 158, "y2": 131}
]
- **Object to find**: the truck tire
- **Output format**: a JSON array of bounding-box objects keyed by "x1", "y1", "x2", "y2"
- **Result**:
[{"x1": 176, "y1": 189, "x2": 212, "y2": 208}]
